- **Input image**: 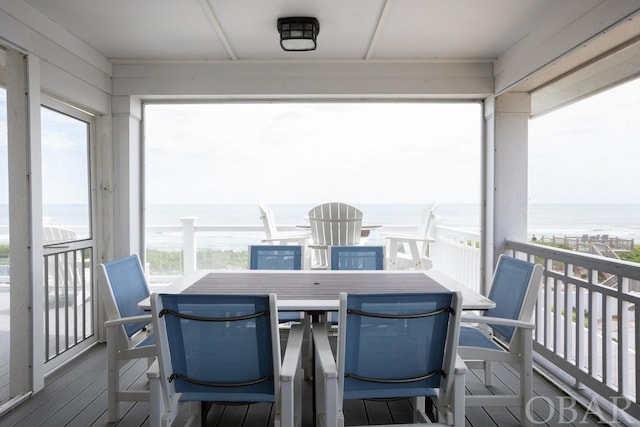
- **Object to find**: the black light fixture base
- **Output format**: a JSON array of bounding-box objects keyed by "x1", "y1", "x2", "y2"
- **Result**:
[{"x1": 277, "y1": 17, "x2": 320, "y2": 51}]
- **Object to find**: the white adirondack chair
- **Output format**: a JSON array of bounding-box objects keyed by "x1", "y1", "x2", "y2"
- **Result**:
[
  {"x1": 259, "y1": 204, "x2": 310, "y2": 245},
  {"x1": 385, "y1": 203, "x2": 438, "y2": 270},
  {"x1": 43, "y1": 225, "x2": 77, "y2": 244},
  {"x1": 308, "y1": 202, "x2": 363, "y2": 269}
]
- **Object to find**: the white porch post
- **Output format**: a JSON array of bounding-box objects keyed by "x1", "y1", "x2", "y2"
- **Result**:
[
  {"x1": 482, "y1": 93, "x2": 531, "y2": 291},
  {"x1": 7, "y1": 49, "x2": 45, "y2": 394},
  {"x1": 180, "y1": 217, "x2": 198, "y2": 274},
  {"x1": 111, "y1": 96, "x2": 143, "y2": 259}
]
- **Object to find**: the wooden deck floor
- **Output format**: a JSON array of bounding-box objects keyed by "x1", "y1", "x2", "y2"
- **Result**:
[{"x1": 0, "y1": 342, "x2": 604, "y2": 427}]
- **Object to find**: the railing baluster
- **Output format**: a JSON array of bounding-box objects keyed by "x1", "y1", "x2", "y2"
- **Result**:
[
  {"x1": 636, "y1": 307, "x2": 640, "y2": 402},
  {"x1": 506, "y1": 240, "x2": 640, "y2": 422},
  {"x1": 42, "y1": 246, "x2": 94, "y2": 362},
  {"x1": 620, "y1": 276, "x2": 629, "y2": 396}
]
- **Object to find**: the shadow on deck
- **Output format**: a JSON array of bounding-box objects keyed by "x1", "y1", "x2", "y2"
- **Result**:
[{"x1": 0, "y1": 341, "x2": 605, "y2": 427}]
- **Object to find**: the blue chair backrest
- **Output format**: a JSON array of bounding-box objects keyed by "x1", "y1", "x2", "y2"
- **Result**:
[
  {"x1": 103, "y1": 254, "x2": 150, "y2": 337},
  {"x1": 249, "y1": 245, "x2": 302, "y2": 270},
  {"x1": 342, "y1": 292, "x2": 458, "y2": 400},
  {"x1": 157, "y1": 293, "x2": 276, "y2": 401},
  {"x1": 330, "y1": 246, "x2": 384, "y2": 270},
  {"x1": 485, "y1": 255, "x2": 537, "y2": 341}
]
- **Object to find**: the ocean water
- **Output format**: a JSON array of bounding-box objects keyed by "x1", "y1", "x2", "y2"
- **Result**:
[{"x1": 1, "y1": 203, "x2": 638, "y2": 250}]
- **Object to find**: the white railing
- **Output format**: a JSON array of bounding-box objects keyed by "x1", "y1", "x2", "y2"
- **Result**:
[
  {"x1": 42, "y1": 245, "x2": 95, "y2": 361},
  {"x1": 506, "y1": 240, "x2": 640, "y2": 424},
  {"x1": 144, "y1": 217, "x2": 482, "y2": 285},
  {"x1": 6, "y1": 219, "x2": 639, "y2": 422},
  {"x1": 430, "y1": 225, "x2": 482, "y2": 293},
  {"x1": 2, "y1": 220, "x2": 482, "y2": 285}
]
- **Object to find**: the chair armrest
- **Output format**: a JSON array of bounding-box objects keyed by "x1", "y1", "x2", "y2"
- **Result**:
[
  {"x1": 461, "y1": 314, "x2": 534, "y2": 329},
  {"x1": 308, "y1": 244, "x2": 328, "y2": 250},
  {"x1": 281, "y1": 324, "x2": 304, "y2": 381},
  {"x1": 147, "y1": 358, "x2": 160, "y2": 380},
  {"x1": 454, "y1": 353, "x2": 467, "y2": 374},
  {"x1": 262, "y1": 234, "x2": 310, "y2": 243},
  {"x1": 280, "y1": 324, "x2": 304, "y2": 427},
  {"x1": 312, "y1": 323, "x2": 338, "y2": 379},
  {"x1": 384, "y1": 233, "x2": 435, "y2": 242},
  {"x1": 104, "y1": 314, "x2": 152, "y2": 328}
]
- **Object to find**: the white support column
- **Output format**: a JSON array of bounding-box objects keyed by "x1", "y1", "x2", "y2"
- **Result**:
[
  {"x1": 483, "y1": 93, "x2": 531, "y2": 288},
  {"x1": 95, "y1": 112, "x2": 113, "y2": 343},
  {"x1": 96, "y1": 112, "x2": 114, "y2": 264},
  {"x1": 180, "y1": 217, "x2": 197, "y2": 274},
  {"x1": 7, "y1": 49, "x2": 45, "y2": 394},
  {"x1": 481, "y1": 97, "x2": 495, "y2": 295},
  {"x1": 111, "y1": 95, "x2": 143, "y2": 259}
]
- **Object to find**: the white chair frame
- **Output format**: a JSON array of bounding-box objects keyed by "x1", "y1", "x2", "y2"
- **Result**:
[
  {"x1": 147, "y1": 294, "x2": 304, "y2": 427},
  {"x1": 313, "y1": 292, "x2": 466, "y2": 427},
  {"x1": 385, "y1": 203, "x2": 438, "y2": 270},
  {"x1": 259, "y1": 204, "x2": 310, "y2": 245},
  {"x1": 308, "y1": 202, "x2": 363, "y2": 269},
  {"x1": 458, "y1": 255, "x2": 544, "y2": 427},
  {"x1": 98, "y1": 255, "x2": 156, "y2": 422}
]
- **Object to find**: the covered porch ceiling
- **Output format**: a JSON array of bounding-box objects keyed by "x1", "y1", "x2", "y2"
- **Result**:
[{"x1": 16, "y1": 0, "x2": 640, "y2": 96}]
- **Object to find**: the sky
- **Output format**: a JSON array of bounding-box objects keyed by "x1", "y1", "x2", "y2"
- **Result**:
[
  {"x1": 144, "y1": 102, "x2": 482, "y2": 205},
  {"x1": 1, "y1": 78, "x2": 639, "y2": 206},
  {"x1": 528, "y1": 78, "x2": 640, "y2": 204}
]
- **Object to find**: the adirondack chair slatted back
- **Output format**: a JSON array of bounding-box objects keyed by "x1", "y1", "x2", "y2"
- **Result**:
[
  {"x1": 309, "y1": 202, "x2": 362, "y2": 268},
  {"x1": 43, "y1": 226, "x2": 78, "y2": 245},
  {"x1": 416, "y1": 203, "x2": 438, "y2": 253},
  {"x1": 309, "y1": 202, "x2": 363, "y2": 246},
  {"x1": 384, "y1": 203, "x2": 437, "y2": 270},
  {"x1": 258, "y1": 204, "x2": 310, "y2": 246},
  {"x1": 258, "y1": 204, "x2": 278, "y2": 239}
]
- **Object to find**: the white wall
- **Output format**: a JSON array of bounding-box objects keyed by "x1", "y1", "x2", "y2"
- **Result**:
[
  {"x1": 0, "y1": 0, "x2": 111, "y2": 114},
  {"x1": 494, "y1": 0, "x2": 640, "y2": 94}
]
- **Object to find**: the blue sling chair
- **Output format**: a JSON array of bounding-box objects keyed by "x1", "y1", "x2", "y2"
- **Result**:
[
  {"x1": 148, "y1": 293, "x2": 303, "y2": 427},
  {"x1": 329, "y1": 245, "x2": 385, "y2": 271},
  {"x1": 313, "y1": 291, "x2": 465, "y2": 427},
  {"x1": 458, "y1": 255, "x2": 544, "y2": 427},
  {"x1": 249, "y1": 244, "x2": 304, "y2": 323},
  {"x1": 328, "y1": 245, "x2": 385, "y2": 325},
  {"x1": 98, "y1": 254, "x2": 156, "y2": 422}
]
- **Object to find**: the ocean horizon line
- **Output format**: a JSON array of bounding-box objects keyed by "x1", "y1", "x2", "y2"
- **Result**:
[{"x1": 1, "y1": 202, "x2": 638, "y2": 242}]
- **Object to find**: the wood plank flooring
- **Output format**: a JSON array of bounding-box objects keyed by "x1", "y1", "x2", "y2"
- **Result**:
[{"x1": 0, "y1": 342, "x2": 605, "y2": 427}]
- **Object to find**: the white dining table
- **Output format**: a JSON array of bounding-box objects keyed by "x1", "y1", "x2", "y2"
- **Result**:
[{"x1": 139, "y1": 269, "x2": 494, "y2": 311}]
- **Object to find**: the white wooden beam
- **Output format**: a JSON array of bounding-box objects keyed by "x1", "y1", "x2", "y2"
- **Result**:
[
  {"x1": 198, "y1": 0, "x2": 237, "y2": 61},
  {"x1": 112, "y1": 61, "x2": 494, "y2": 98},
  {"x1": 365, "y1": 0, "x2": 391, "y2": 60},
  {"x1": 495, "y1": 0, "x2": 640, "y2": 94}
]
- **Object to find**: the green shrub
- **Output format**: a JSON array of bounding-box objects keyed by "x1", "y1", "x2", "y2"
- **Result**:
[
  {"x1": 618, "y1": 245, "x2": 640, "y2": 263},
  {"x1": 0, "y1": 244, "x2": 8, "y2": 264},
  {"x1": 146, "y1": 248, "x2": 248, "y2": 274}
]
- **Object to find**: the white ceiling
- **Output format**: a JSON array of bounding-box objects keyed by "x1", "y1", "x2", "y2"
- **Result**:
[{"x1": 20, "y1": 0, "x2": 586, "y2": 62}]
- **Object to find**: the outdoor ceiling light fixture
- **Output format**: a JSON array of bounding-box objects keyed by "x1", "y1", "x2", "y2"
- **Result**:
[{"x1": 277, "y1": 17, "x2": 319, "y2": 51}]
